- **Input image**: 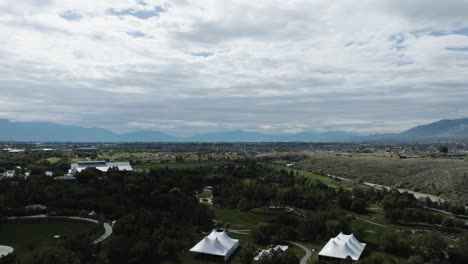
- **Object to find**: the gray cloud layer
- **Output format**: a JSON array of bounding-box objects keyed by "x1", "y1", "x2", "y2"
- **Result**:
[{"x1": 0, "y1": 0, "x2": 467, "y2": 136}]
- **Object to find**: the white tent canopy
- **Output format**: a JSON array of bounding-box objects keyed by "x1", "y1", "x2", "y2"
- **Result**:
[
  {"x1": 318, "y1": 232, "x2": 366, "y2": 261},
  {"x1": 0, "y1": 246, "x2": 14, "y2": 258},
  {"x1": 190, "y1": 230, "x2": 239, "y2": 261}
]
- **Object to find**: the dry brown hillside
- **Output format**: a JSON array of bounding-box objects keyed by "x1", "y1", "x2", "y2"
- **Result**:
[{"x1": 298, "y1": 155, "x2": 468, "y2": 202}]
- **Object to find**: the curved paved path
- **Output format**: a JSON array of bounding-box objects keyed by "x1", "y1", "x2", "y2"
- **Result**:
[
  {"x1": 92, "y1": 222, "x2": 112, "y2": 244},
  {"x1": 287, "y1": 241, "x2": 312, "y2": 264},
  {"x1": 226, "y1": 229, "x2": 251, "y2": 235},
  {"x1": 7, "y1": 215, "x2": 112, "y2": 244},
  {"x1": 352, "y1": 215, "x2": 387, "y2": 228}
]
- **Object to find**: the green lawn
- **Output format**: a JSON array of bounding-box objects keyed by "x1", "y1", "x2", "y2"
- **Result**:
[
  {"x1": 214, "y1": 208, "x2": 277, "y2": 230},
  {"x1": 0, "y1": 219, "x2": 97, "y2": 260},
  {"x1": 197, "y1": 191, "x2": 213, "y2": 199},
  {"x1": 46, "y1": 157, "x2": 61, "y2": 164},
  {"x1": 98, "y1": 151, "x2": 157, "y2": 161}
]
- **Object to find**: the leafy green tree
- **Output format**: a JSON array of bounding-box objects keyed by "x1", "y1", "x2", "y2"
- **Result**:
[
  {"x1": 407, "y1": 255, "x2": 425, "y2": 264},
  {"x1": 352, "y1": 222, "x2": 366, "y2": 240},
  {"x1": 380, "y1": 230, "x2": 399, "y2": 253},
  {"x1": 414, "y1": 232, "x2": 447, "y2": 261},
  {"x1": 325, "y1": 220, "x2": 340, "y2": 237},
  {"x1": 438, "y1": 146, "x2": 448, "y2": 153},
  {"x1": 357, "y1": 253, "x2": 397, "y2": 264},
  {"x1": 448, "y1": 232, "x2": 468, "y2": 263},
  {"x1": 351, "y1": 197, "x2": 367, "y2": 213},
  {"x1": 238, "y1": 244, "x2": 255, "y2": 264},
  {"x1": 238, "y1": 197, "x2": 250, "y2": 212},
  {"x1": 75, "y1": 167, "x2": 100, "y2": 184},
  {"x1": 258, "y1": 249, "x2": 299, "y2": 264},
  {"x1": 252, "y1": 223, "x2": 279, "y2": 244},
  {"x1": 0, "y1": 252, "x2": 17, "y2": 264}
]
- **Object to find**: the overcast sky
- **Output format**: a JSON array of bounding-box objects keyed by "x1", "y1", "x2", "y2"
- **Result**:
[{"x1": 1, "y1": 0, "x2": 468, "y2": 136}]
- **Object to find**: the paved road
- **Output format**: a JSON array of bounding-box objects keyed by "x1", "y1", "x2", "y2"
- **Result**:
[
  {"x1": 287, "y1": 241, "x2": 312, "y2": 264},
  {"x1": 7, "y1": 215, "x2": 113, "y2": 244}
]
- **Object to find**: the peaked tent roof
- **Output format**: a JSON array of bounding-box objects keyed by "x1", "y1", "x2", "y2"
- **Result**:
[
  {"x1": 207, "y1": 230, "x2": 238, "y2": 249},
  {"x1": 190, "y1": 237, "x2": 227, "y2": 256},
  {"x1": 190, "y1": 230, "x2": 239, "y2": 261},
  {"x1": 318, "y1": 233, "x2": 366, "y2": 260}
]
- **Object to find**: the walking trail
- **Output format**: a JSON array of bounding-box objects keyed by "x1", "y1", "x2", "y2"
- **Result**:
[{"x1": 287, "y1": 241, "x2": 312, "y2": 264}]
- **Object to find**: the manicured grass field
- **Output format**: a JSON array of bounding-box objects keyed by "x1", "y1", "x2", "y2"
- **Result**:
[
  {"x1": 250, "y1": 206, "x2": 291, "y2": 215},
  {"x1": 214, "y1": 208, "x2": 278, "y2": 230},
  {"x1": 0, "y1": 219, "x2": 96, "y2": 260},
  {"x1": 46, "y1": 157, "x2": 61, "y2": 164}
]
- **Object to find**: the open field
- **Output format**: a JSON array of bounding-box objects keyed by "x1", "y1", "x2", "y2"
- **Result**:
[
  {"x1": 214, "y1": 208, "x2": 277, "y2": 230},
  {"x1": 296, "y1": 154, "x2": 468, "y2": 201},
  {"x1": 0, "y1": 219, "x2": 96, "y2": 260},
  {"x1": 133, "y1": 161, "x2": 224, "y2": 170}
]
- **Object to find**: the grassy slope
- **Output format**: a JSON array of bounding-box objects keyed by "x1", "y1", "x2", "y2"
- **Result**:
[{"x1": 214, "y1": 208, "x2": 277, "y2": 230}]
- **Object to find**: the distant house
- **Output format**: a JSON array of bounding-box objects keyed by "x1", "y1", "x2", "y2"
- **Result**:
[
  {"x1": 0, "y1": 170, "x2": 15, "y2": 179},
  {"x1": 203, "y1": 186, "x2": 214, "y2": 193},
  {"x1": 3, "y1": 148, "x2": 25, "y2": 153},
  {"x1": 69, "y1": 161, "x2": 133, "y2": 174},
  {"x1": 45, "y1": 171, "x2": 54, "y2": 177}
]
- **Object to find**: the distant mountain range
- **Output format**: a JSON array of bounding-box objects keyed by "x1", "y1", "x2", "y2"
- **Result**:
[
  {"x1": 363, "y1": 118, "x2": 468, "y2": 142},
  {"x1": 0, "y1": 118, "x2": 468, "y2": 142},
  {"x1": 0, "y1": 118, "x2": 357, "y2": 142}
]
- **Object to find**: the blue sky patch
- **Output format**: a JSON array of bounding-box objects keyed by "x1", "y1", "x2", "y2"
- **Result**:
[
  {"x1": 127, "y1": 31, "x2": 147, "y2": 38},
  {"x1": 453, "y1": 27, "x2": 468, "y2": 36},
  {"x1": 108, "y1": 6, "x2": 165, "y2": 20},
  {"x1": 60, "y1": 10, "x2": 82, "y2": 21},
  {"x1": 426, "y1": 27, "x2": 468, "y2": 37},
  {"x1": 446, "y1": 46, "x2": 468, "y2": 51},
  {"x1": 389, "y1": 33, "x2": 406, "y2": 50},
  {"x1": 191, "y1": 52, "x2": 214, "y2": 57},
  {"x1": 136, "y1": 0, "x2": 147, "y2": 6}
]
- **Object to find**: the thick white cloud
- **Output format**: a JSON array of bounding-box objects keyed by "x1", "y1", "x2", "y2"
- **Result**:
[{"x1": 0, "y1": 0, "x2": 468, "y2": 136}]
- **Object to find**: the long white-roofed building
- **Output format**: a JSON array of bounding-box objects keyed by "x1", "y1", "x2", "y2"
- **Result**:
[
  {"x1": 69, "y1": 161, "x2": 133, "y2": 174},
  {"x1": 318, "y1": 232, "x2": 366, "y2": 261},
  {"x1": 189, "y1": 229, "x2": 239, "y2": 261}
]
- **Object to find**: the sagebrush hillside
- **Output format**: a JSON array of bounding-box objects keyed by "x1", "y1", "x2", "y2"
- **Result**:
[{"x1": 298, "y1": 155, "x2": 468, "y2": 201}]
